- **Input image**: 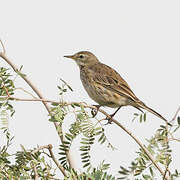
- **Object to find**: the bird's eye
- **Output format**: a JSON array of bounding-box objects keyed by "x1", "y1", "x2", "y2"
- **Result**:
[{"x1": 79, "y1": 55, "x2": 84, "y2": 59}]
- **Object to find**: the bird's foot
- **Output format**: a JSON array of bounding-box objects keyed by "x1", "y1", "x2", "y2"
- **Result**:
[
  {"x1": 105, "y1": 114, "x2": 115, "y2": 125},
  {"x1": 91, "y1": 105, "x2": 101, "y2": 117},
  {"x1": 105, "y1": 107, "x2": 122, "y2": 125}
]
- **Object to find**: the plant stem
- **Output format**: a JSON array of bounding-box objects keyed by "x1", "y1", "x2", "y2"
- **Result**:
[{"x1": 0, "y1": 45, "x2": 75, "y2": 176}]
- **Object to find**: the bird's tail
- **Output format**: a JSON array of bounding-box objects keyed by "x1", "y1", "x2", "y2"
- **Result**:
[{"x1": 136, "y1": 101, "x2": 172, "y2": 126}]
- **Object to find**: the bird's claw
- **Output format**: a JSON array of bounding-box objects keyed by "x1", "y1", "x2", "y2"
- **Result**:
[
  {"x1": 91, "y1": 105, "x2": 101, "y2": 117},
  {"x1": 91, "y1": 109, "x2": 98, "y2": 117},
  {"x1": 105, "y1": 116, "x2": 113, "y2": 125}
]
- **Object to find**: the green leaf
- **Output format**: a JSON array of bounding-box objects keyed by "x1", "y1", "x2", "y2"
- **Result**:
[
  {"x1": 80, "y1": 145, "x2": 89, "y2": 149},
  {"x1": 149, "y1": 167, "x2": 153, "y2": 176},
  {"x1": 81, "y1": 152, "x2": 89, "y2": 156},
  {"x1": 83, "y1": 162, "x2": 90, "y2": 168},
  {"x1": 177, "y1": 116, "x2": 180, "y2": 126},
  {"x1": 142, "y1": 174, "x2": 151, "y2": 179},
  {"x1": 59, "y1": 157, "x2": 66, "y2": 161},
  {"x1": 60, "y1": 78, "x2": 73, "y2": 91},
  {"x1": 140, "y1": 114, "x2": 143, "y2": 123},
  {"x1": 63, "y1": 141, "x2": 71, "y2": 145},
  {"x1": 15, "y1": 69, "x2": 26, "y2": 77},
  {"x1": 143, "y1": 113, "x2": 146, "y2": 122},
  {"x1": 65, "y1": 133, "x2": 74, "y2": 140},
  {"x1": 61, "y1": 160, "x2": 67, "y2": 166},
  {"x1": 49, "y1": 116, "x2": 58, "y2": 122},
  {"x1": 101, "y1": 137, "x2": 106, "y2": 144},
  {"x1": 81, "y1": 155, "x2": 90, "y2": 159},
  {"x1": 173, "y1": 126, "x2": 180, "y2": 133},
  {"x1": 72, "y1": 103, "x2": 80, "y2": 107},
  {"x1": 60, "y1": 144, "x2": 69, "y2": 149},
  {"x1": 98, "y1": 133, "x2": 104, "y2": 142},
  {"x1": 51, "y1": 102, "x2": 59, "y2": 106},
  {"x1": 95, "y1": 131, "x2": 103, "y2": 135}
]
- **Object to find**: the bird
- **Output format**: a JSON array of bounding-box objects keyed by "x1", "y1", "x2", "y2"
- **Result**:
[{"x1": 64, "y1": 51, "x2": 171, "y2": 125}]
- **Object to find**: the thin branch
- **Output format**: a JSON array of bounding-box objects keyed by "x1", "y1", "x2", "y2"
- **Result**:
[
  {"x1": 32, "y1": 144, "x2": 51, "y2": 154},
  {"x1": 0, "y1": 41, "x2": 171, "y2": 179},
  {"x1": 0, "y1": 95, "x2": 169, "y2": 179},
  {"x1": 163, "y1": 167, "x2": 170, "y2": 180},
  {"x1": 67, "y1": 103, "x2": 169, "y2": 179},
  {"x1": 170, "y1": 106, "x2": 180, "y2": 124},
  {"x1": 31, "y1": 144, "x2": 66, "y2": 177},
  {"x1": 47, "y1": 144, "x2": 66, "y2": 177},
  {"x1": 33, "y1": 165, "x2": 39, "y2": 180},
  {"x1": 170, "y1": 138, "x2": 180, "y2": 142},
  {"x1": 1, "y1": 82, "x2": 11, "y2": 97},
  {"x1": 2, "y1": 166, "x2": 9, "y2": 179},
  {"x1": 94, "y1": 116, "x2": 117, "y2": 150},
  {"x1": 0, "y1": 96, "x2": 58, "y2": 103},
  {"x1": 15, "y1": 87, "x2": 38, "y2": 99},
  {"x1": 169, "y1": 132, "x2": 180, "y2": 142},
  {"x1": 0, "y1": 48, "x2": 73, "y2": 176},
  {"x1": 163, "y1": 123, "x2": 170, "y2": 179},
  {"x1": 0, "y1": 39, "x2": 6, "y2": 54},
  {"x1": 97, "y1": 109, "x2": 169, "y2": 180}
]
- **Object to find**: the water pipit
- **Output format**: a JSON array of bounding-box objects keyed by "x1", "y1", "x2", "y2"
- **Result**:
[{"x1": 64, "y1": 51, "x2": 170, "y2": 125}]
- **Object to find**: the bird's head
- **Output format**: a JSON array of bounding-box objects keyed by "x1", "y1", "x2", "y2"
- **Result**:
[{"x1": 64, "y1": 51, "x2": 99, "y2": 67}]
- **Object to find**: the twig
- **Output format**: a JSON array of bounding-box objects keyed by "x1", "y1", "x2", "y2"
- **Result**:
[
  {"x1": 163, "y1": 167, "x2": 169, "y2": 180},
  {"x1": 0, "y1": 45, "x2": 72, "y2": 177},
  {"x1": 0, "y1": 96, "x2": 58, "y2": 103},
  {"x1": 0, "y1": 95, "x2": 169, "y2": 179},
  {"x1": 170, "y1": 137, "x2": 180, "y2": 142},
  {"x1": 47, "y1": 144, "x2": 66, "y2": 177},
  {"x1": 94, "y1": 116, "x2": 117, "y2": 150},
  {"x1": 0, "y1": 39, "x2": 6, "y2": 54},
  {"x1": 15, "y1": 87, "x2": 37, "y2": 99},
  {"x1": 1, "y1": 83, "x2": 11, "y2": 97},
  {"x1": 97, "y1": 109, "x2": 169, "y2": 180},
  {"x1": 33, "y1": 165, "x2": 39, "y2": 180},
  {"x1": 32, "y1": 144, "x2": 51, "y2": 154},
  {"x1": 163, "y1": 123, "x2": 170, "y2": 179},
  {"x1": 169, "y1": 132, "x2": 180, "y2": 142},
  {"x1": 2, "y1": 166, "x2": 9, "y2": 179},
  {"x1": 170, "y1": 106, "x2": 180, "y2": 124},
  {"x1": 168, "y1": 106, "x2": 180, "y2": 142},
  {"x1": 0, "y1": 41, "x2": 170, "y2": 179},
  {"x1": 32, "y1": 144, "x2": 66, "y2": 177},
  {"x1": 68, "y1": 102, "x2": 170, "y2": 179}
]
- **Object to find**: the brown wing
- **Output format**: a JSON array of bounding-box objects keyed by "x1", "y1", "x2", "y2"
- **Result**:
[{"x1": 89, "y1": 63, "x2": 140, "y2": 102}]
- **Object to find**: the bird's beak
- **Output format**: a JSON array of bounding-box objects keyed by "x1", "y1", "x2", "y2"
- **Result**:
[{"x1": 64, "y1": 55, "x2": 75, "y2": 60}]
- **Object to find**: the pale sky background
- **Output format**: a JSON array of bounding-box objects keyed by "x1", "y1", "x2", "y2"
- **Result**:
[{"x1": 0, "y1": 0, "x2": 180, "y2": 179}]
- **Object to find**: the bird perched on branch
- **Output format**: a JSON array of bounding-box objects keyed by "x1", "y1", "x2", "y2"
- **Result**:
[{"x1": 64, "y1": 51, "x2": 171, "y2": 126}]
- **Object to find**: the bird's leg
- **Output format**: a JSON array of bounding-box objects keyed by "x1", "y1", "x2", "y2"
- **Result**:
[
  {"x1": 91, "y1": 105, "x2": 101, "y2": 117},
  {"x1": 106, "y1": 106, "x2": 122, "y2": 124}
]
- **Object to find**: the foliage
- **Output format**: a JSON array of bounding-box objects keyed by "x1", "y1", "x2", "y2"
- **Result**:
[
  {"x1": 118, "y1": 117, "x2": 180, "y2": 180},
  {"x1": 0, "y1": 60, "x2": 180, "y2": 179},
  {"x1": 0, "y1": 67, "x2": 15, "y2": 128},
  {"x1": 64, "y1": 161, "x2": 115, "y2": 180},
  {"x1": 0, "y1": 128, "x2": 59, "y2": 179},
  {"x1": 50, "y1": 81, "x2": 108, "y2": 170}
]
